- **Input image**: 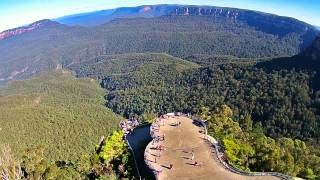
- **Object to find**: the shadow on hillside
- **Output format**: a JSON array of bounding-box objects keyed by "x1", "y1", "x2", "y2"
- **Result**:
[
  {"x1": 126, "y1": 125, "x2": 155, "y2": 180},
  {"x1": 256, "y1": 55, "x2": 320, "y2": 90}
]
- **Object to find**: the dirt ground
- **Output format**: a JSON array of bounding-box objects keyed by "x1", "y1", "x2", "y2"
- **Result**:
[{"x1": 145, "y1": 115, "x2": 281, "y2": 180}]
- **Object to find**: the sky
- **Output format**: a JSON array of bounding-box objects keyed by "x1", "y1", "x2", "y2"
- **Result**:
[{"x1": 0, "y1": 0, "x2": 320, "y2": 32}]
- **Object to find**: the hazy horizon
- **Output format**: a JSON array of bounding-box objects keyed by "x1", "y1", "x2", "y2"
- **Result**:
[{"x1": 1, "y1": 0, "x2": 320, "y2": 32}]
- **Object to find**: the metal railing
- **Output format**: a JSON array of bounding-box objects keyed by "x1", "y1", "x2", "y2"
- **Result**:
[
  {"x1": 125, "y1": 138, "x2": 142, "y2": 180},
  {"x1": 192, "y1": 116, "x2": 293, "y2": 180}
]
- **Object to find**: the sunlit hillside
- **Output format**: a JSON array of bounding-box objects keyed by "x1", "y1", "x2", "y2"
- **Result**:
[{"x1": 0, "y1": 70, "x2": 122, "y2": 162}]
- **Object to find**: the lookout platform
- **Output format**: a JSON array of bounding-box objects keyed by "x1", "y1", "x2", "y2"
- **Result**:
[{"x1": 144, "y1": 115, "x2": 282, "y2": 180}]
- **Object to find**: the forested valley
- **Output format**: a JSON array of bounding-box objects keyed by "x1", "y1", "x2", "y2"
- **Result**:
[
  {"x1": 0, "y1": 4, "x2": 320, "y2": 179},
  {"x1": 0, "y1": 71, "x2": 135, "y2": 179},
  {"x1": 75, "y1": 37, "x2": 320, "y2": 179},
  {"x1": 0, "y1": 14, "x2": 318, "y2": 83},
  {"x1": 77, "y1": 51, "x2": 320, "y2": 142}
]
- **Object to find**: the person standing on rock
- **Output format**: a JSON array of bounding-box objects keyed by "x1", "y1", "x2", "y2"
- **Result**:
[
  {"x1": 191, "y1": 151, "x2": 195, "y2": 161},
  {"x1": 162, "y1": 134, "x2": 165, "y2": 141},
  {"x1": 155, "y1": 168, "x2": 163, "y2": 176}
]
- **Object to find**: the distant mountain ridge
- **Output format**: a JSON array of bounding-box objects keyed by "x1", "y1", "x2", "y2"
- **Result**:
[
  {"x1": 1, "y1": 4, "x2": 317, "y2": 44},
  {"x1": 0, "y1": 19, "x2": 58, "y2": 40},
  {"x1": 0, "y1": 4, "x2": 319, "y2": 84},
  {"x1": 1, "y1": 4, "x2": 318, "y2": 41},
  {"x1": 56, "y1": 5, "x2": 317, "y2": 37},
  {"x1": 56, "y1": 4, "x2": 318, "y2": 50},
  {"x1": 55, "y1": 5, "x2": 177, "y2": 26}
]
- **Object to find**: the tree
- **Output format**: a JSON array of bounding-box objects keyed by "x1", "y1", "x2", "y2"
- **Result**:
[
  {"x1": 0, "y1": 145, "x2": 22, "y2": 180},
  {"x1": 75, "y1": 154, "x2": 93, "y2": 176},
  {"x1": 223, "y1": 138, "x2": 240, "y2": 163},
  {"x1": 56, "y1": 167, "x2": 81, "y2": 179},
  {"x1": 299, "y1": 168, "x2": 316, "y2": 180},
  {"x1": 220, "y1": 104, "x2": 233, "y2": 117},
  {"x1": 22, "y1": 146, "x2": 60, "y2": 179},
  {"x1": 199, "y1": 105, "x2": 320, "y2": 177},
  {"x1": 241, "y1": 115, "x2": 253, "y2": 132},
  {"x1": 140, "y1": 113, "x2": 156, "y2": 124},
  {"x1": 99, "y1": 130, "x2": 132, "y2": 178}
]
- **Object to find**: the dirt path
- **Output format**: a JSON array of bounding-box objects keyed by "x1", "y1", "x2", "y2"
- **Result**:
[{"x1": 145, "y1": 115, "x2": 281, "y2": 180}]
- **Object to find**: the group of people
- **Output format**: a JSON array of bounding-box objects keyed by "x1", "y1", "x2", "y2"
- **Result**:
[
  {"x1": 151, "y1": 122, "x2": 160, "y2": 134},
  {"x1": 144, "y1": 148, "x2": 163, "y2": 176},
  {"x1": 119, "y1": 118, "x2": 139, "y2": 136},
  {"x1": 145, "y1": 142, "x2": 168, "y2": 176},
  {"x1": 146, "y1": 114, "x2": 199, "y2": 177},
  {"x1": 145, "y1": 116, "x2": 174, "y2": 176}
]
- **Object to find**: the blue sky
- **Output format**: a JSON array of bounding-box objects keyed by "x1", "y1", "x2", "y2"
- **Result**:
[{"x1": 0, "y1": 0, "x2": 320, "y2": 32}]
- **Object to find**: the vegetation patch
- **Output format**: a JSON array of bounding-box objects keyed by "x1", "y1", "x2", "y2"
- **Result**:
[
  {"x1": 0, "y1": 70, "x2": 122, "y2": 162},
  {"x1": 199, "y1": 105, "x2": 320, "y2": 179}
]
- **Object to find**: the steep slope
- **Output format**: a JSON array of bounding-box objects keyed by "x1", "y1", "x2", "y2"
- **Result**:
[
  {"x1": 258, "y1": 36, "x2": 319, "y2": 64},
  {"x1": 257, "y1": 36, "x2": 320, "y2": 69},
  {"x1": 0, "y1": 70, "x2": 122, "y2": 162},
  {"x1": 256, "y1": 36, "x2": 320, "y2": 93},
  {"x1": 95, "y1": 16, "x2": 300, "y2": 57},
  {"x1": 303, "y1": 36, "x2": 320, "y2": 61},
  {"x1": 0, "y1": 20, "x2": 53, "y2": 40},
  {"x1": 0, "y1": 20, "x2": 94, "y2": 83}
]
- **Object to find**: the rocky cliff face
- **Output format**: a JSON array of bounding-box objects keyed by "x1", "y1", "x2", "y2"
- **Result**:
[
  {"x1": 173, "y1": 7, "x2": 239, "y2": 20},
  {"x1": 172, "y1": 6, "x2": 317, "y2": 39},
  {"x1": 0, "y1": 19, "x2": 55, "y2": 40}
]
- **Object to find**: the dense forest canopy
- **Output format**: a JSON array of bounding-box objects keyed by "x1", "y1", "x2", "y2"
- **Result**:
[
  {"x1": 0, "y1": 130, "x2": 134, "y2": 179},
  {"x1": 76, "y1": 47, "x2": 320, "y2": 143},
  {"x1": 0, "y1": 70, "x2": 121, "y2": 162},
  {"x1": 200, "y1": 105, "x2": 320, "y2": 179}
]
